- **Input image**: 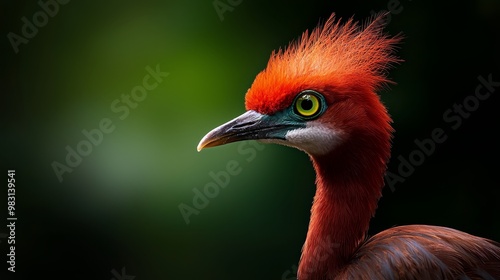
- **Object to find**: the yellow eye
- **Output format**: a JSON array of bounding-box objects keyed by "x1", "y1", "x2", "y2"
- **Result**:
[{"x1": 294, "y1": 93, "x2": 321, "y2": 118}]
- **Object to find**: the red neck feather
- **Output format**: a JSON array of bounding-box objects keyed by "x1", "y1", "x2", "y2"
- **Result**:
[{"x1": 298, "y1": 95, "x2": 393, "y2": 279}]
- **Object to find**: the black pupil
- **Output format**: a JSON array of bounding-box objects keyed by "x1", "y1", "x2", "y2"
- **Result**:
[{"x1": 301, "y1": 98, "x2": 313, "y2": 110}]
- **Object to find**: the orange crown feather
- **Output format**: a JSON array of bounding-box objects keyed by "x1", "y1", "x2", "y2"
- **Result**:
[{"x1": 245, "y1": 13, "x2": 401, "y2": 115}]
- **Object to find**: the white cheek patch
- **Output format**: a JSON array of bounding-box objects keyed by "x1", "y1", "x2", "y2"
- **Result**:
[{"x1": 284, "y1": 123, "x2": 343, "y2": 155}]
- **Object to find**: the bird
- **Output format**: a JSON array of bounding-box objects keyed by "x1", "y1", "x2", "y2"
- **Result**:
[{"x1": 197, "y1": 13, "x2": 500, "y2": 279}]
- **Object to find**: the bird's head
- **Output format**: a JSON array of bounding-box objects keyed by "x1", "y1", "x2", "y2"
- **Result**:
[{"x1": 198, "y1": 14, "x2": 400, "y2": 158}]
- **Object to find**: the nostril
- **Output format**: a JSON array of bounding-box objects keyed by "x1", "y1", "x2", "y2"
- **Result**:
[{"x1": 232, "y1": 121, "x2": 258, "y2": 130}]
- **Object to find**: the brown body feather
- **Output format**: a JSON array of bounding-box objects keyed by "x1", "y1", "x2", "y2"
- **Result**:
[{"x1": 340, "y1": 225, "x2": 500, "y2": 279}]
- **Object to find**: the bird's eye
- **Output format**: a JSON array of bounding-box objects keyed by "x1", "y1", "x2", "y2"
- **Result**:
[{"x1": 293, "y1": 91, "x2": 325, "y2": 119}]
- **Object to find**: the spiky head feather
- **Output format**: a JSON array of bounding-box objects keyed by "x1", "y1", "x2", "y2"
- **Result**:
[{"x1": 245, "y1": 14, "x2": 401, "y2": 115}]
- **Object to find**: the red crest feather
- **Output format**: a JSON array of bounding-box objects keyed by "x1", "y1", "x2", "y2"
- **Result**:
[{"x1": 245, "y1": 13, "x2": 401, "y2": 115}]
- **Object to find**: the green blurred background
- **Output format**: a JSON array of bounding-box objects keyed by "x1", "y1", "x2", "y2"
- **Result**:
[{"x1": 1, "y1": 0, "x2": 499, "y2": 279}]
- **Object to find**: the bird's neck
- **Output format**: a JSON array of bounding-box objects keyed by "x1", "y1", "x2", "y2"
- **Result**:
[{"x1": 298, "y1": 135, "x2": 390, "y2": 279}]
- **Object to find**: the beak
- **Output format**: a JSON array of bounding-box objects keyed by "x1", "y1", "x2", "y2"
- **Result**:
[{"x1": 197, "y1": 110, "x2": 302, "y2": 151}]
